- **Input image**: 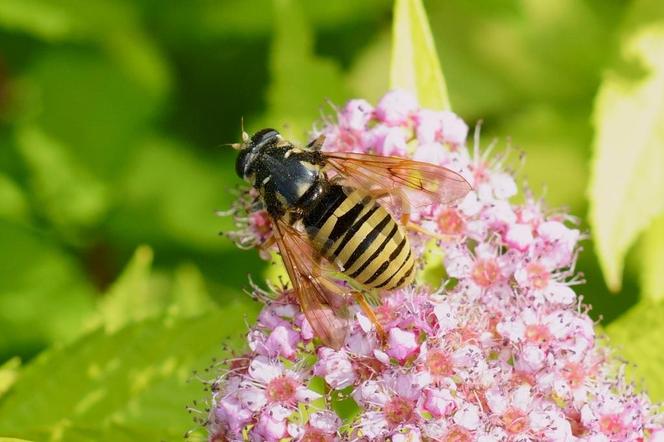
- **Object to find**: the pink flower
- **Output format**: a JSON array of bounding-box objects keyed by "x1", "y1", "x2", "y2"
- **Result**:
[
  {"x1": 238, "y1": 356, "x2": 320, "y2": 411},
  {"x1": 252, "y1": 404, "x2": 290, "y2": 441},
  {"x1": 368, "y1": 125, "x2": 409, "y2": 156},
  {"x1": 440, "y1": 110, "x2": 468, "y2": 145},
  {"x1": 288, "y1": 411, "x2": 340, "y2": 441},
  {"x1": 413, "y1": 142, "x2": 447, "y2": 165},
  {"x1": 339, "y1": 99, "x2": 374, "y2": 131},
  {"x1": 386, "y1": 327, "x2": 419, "y2": 362},
  {"x1": 210, "y1": 92, "x2": 664, "y2": 442},
  {"x1": 414, "y1": 109, "x2": 443, "y2": 144},
  {"x1": 453, "y1": 402, "x2": 480, "y2": 430},
  {"x1": 535, "y1": 220, "x2": 580, "y2": 268},
  {"x1": 375, "y1": 90, "x2": 418, "y2": 126},
  {"x1": 391, "y1": 425, "x2": 422, "y2": 442},
  {"x1": 264, "y1": 325, "x2": 301, "y2": 358},
  {"x1": 214, "y1": 395, "x2": 252, "y2": 434},
  {"x1": 314, "y1": 348, "x2": 356, "y2": 389},
  {"x1": 505, "y1": 223, "x2": 534, "y2": 251},
  {"x1": 423, "y1": 387, "x2": 456, "y2": 417}
]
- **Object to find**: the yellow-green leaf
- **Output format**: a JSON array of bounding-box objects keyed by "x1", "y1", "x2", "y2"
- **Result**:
[
  {"x1": 589, "y1": 21, "x2": 664, "y2": 291},
  {"x1": 0, "y1": 0, "x2": 72, "y2": 41},
  {"x1": 88, "y1": 246, "x2": 165, "y2": 333},
  {"x1": 0, "y1": 307, "x2": 253, "y2": 441},
  {"x1": 167, "y1": 264, "x2": 217, "y2": 318},
  {"x1": 639, "y1": 215, "x2": 664, "y2": 301},
  {"x1": 606, "y1": 299, "x2": 664, "y2": 401},
  {"x1": 390, "y1": 0, "x2": 449, "y2": 110},
  {"x1": 0, "y1": 357, "x2": 20, "y2": 400}
]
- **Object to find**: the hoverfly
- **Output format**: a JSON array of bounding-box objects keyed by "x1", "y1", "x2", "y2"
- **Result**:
[{"x1": 232, "y1": 128, "x2": 471, "y2": 349}]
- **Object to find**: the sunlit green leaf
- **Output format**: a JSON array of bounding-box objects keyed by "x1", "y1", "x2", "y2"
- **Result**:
[
  {"x1": 90, "y1": 246, "x2": 164, "y2": 333},
  {"x1": 87, "y1": 247, "x2": 220, "y2": 334},
  {"x1": 639, "y1": 215, "x2": 664, "y2": 301},
  {"x1": 606, "y1": 299, "x2": 664, "y2": 401},
  {"x1": 589, "y1": 11, "x2": 664, "y2": 291},
  {"x1": 390, "y1": 0, "x2": 449, "y2": 109},
  {"x1": 167, "y1": 264, "x2": 218, "y2": 318},
  {"x1": 0, "y1": 306, "x2": 253, "y2": 442},
  {"x1": 417, "y1": 239, "x2": 446, "y2": 289},
  {"x1": 0, "y1": 357, "x2": 20, "y2": 400},
  {"x1": 0, "y1": 0, "x2": 74, "y2": 41}
]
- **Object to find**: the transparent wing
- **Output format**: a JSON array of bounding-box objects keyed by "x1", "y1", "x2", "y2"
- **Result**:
[
  {"x1": 323, "y1": 152, "x2": 472, "y2": 210},
  {"x1": 272, "y1": 218, "x2": 349, "y2": 349}
]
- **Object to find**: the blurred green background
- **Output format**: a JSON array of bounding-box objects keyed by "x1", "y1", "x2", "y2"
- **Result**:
[{"x1": 0, "y1": 0, "x2": 661, "y2": 440}]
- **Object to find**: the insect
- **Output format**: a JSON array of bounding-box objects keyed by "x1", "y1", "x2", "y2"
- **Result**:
[{"x1": 233, "y1": 128, "x2": 471, "y2": 349}]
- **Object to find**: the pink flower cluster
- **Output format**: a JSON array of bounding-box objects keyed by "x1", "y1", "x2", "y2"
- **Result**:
[{"x1": 210, "y1": 91, "x2": 664, "y2": 441}]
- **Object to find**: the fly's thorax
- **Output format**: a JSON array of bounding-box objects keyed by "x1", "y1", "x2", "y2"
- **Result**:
[{"x1": 252, "y1": 145, "x2": 326, "y2": 218}]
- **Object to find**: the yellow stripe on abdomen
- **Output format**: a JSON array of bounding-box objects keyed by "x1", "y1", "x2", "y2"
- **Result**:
[{"x1": 307, "y1": 187, "x2": 415, "y2": 291}]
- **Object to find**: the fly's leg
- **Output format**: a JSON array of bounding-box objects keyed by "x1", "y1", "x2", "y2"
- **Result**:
[{"x1": 352, "y1": 291, "x2": 386, "y2": 340}]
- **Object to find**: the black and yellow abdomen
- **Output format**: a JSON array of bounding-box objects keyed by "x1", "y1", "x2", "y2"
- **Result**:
[{"x1": 303, "y1": 185, "x2": 415, "y2": 291}]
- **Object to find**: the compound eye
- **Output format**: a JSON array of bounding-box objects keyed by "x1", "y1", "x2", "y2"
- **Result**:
[
  {"x1": 235, "y1": 149, "x2": 250, "y2": 179},
  {"x1": 251, "y1": 128, "x2": 279, "y2": 147}
]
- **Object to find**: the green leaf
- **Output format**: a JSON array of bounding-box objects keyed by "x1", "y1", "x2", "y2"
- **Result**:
[
  {"x1": 0, "y1": 0, "x2": 74, "y2": 41},
  {"x1": 424, "y1": 0, "x2": 623, "y2": 118},
  {"x1": 639, "y1": 215, "x2": 664, "y2": 301},
  {"x1": 417, "y1": 239, "x2": 446, "y2": 289},
  {"x1": 0, "y1": 174, "x2": 29, "y2": 224},
  {"x1": 0, "y1": 0, "x2": 170, "y2": 99},
  {"x1": 0, "y1": 220, "x2": 96, "y2": 360},
  {"x1": 606, "y1": 299, "x2": 664, "y2": 401},
  {"x1": 88, "y1": 247, "x2": 220, "y2": 333},
  {"x1": 390, "y1": 0, "x2": 450, "y2": 109},
  {"x1": 91, "y1": 246, "x2": 164, "y2": 333},
  {"x1": 110, "y1": 137, "x2": 236, "y2": 252},
  {"x1": 0, "y1": 0, "x2": 129, "y2": 42},
  {"x1": 348, "y1": 30, "x2": 391, "y2": 103},
  {"x1": 0, "y1": 438, "x2": 35, "y2": 442},
  {"x1": 0, "y1": 306, "x2": 253, "y2": 442},
  {"x1": 588, "y1": 6, "x2": 664, "y2": 291},
  {"x1": 25, "y1": 52, "x2": 160, "y2": 180},
  {"x1": 0, "y1": 358, "x2": 20, "y2": 400},
  {"x1": 102, "y1": 28, "x2": 172, "y2": 100},
  {"x1": 16, "y1": 126, "x2": 110, "y2": 237},
  {"x1": 167, "y1": 264, "x2": 218, "y2": 318},
  {"x1": 331, "y1": 386, "x2": 361, "y2": 423},
  {"x1": 491, "y1": 106, "x2": 589, "y2": 211},
  {"x1": 261, "y1": 0, "x2": 349, "y2": 139}
]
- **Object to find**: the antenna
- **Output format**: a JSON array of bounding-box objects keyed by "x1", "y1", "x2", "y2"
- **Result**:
[
  {"x1": 223, "y1": 118, "x2": 248, "y2": 150},
  {"x1": 241, "y1": 117, "x2": 249, "y2": 143}
]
